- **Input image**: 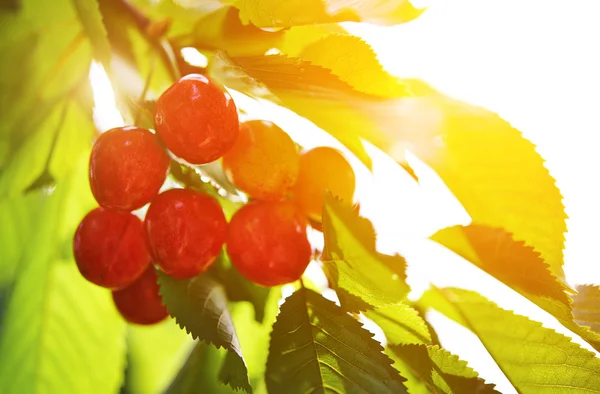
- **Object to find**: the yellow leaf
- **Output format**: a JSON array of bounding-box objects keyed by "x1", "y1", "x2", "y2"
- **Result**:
[
  {"x1": 299, "y1": 34, "x2": 407, "y2": 97},
  {"x1": 278, "y1": 24, "x2": 347, "y2": 57},
  {"x1": 194, "y1": 7, "x2": 284, "y2": 56},
  {"x1": 405, "y1": 94, "x2": 567, "y2": 279},
  {"x1": 233, "y1": 0, "x2": 425, "y2": 27}
]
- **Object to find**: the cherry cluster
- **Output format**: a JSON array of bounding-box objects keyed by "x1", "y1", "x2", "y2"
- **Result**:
[{"x1": 73, "y1": 74, "x2": 355, "y2": 325}]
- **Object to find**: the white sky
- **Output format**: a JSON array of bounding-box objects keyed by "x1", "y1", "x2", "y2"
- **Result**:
[{"x1": 89, "y1": 1, "x2": 600, "y2": 391}]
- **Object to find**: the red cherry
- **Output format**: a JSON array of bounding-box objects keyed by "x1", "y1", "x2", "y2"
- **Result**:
[
  {"x1": 89, "y1": 126, "x2": 170, "y2": 212},
  {"x1": 154, "y1": 74, "x2": 239, "y2": 164},
  {"x1": 226, "y1": 201, "x2": 312, "y2": 287},
  {"x1": 112, "y1": 266, "x2": 169, "y2": 325},
  {"x1": 144, "y1": 188, "x2": 227, "y2": 279},
  {"x1": 73, "y1": 207, "x2": 151, "y2": 289}
]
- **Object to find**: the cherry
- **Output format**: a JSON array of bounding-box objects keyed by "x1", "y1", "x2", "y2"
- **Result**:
[
  {"x1": 73, "y1": 207, "x2": 151, "y2": 289},
  {"x1": 226, "y1": 200, "x2": 311, "y2": 287},
  {"x1": 89, "y1": 126, "x2": 170, "y2": 212},
  {"x1": 144, "y1": 188, "x2": 227, "y2": 279},
  {"x1": 222, "y1": 120, "x2": 299, "y2": 201},
  {"x1": 293, "y1": 147, "x2": 355, "y2": 221},
  {"x1": 154, "y1": 74, "x2": 239, "y2": 164},
  {"x1": 112, "y1": 266, "x2": 168, "y2": 325}
]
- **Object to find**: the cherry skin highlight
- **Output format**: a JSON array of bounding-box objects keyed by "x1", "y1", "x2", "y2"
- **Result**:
[
  {"x1": 222, "y1": 120, "x2": 300, "y2": 201},
  {"x1": 226, "y1": 201, "x2": 311, "y2": 287},
  {"x1": 73, "y1": 207, "x2": 151, "y2": 290},
  {"x1": 293, "y1": 147, "x2": 355, "y2": 221},
  {"x1": 89, "y1": 126, "x2": 170, "y2": 212},
  {"x1": 144, "y1": 188, "x2": 227, "y2": 279},
  {"x1": 154, "y1": 74, "x2": 239, "y2": 164},
  {"x1": 112, "y1": 266, "x2": 169, "y2": 325}
]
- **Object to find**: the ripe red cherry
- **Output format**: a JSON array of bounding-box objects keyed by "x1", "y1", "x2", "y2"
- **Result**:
[
  {"x1": 154, "y1": 74, "x2": 239, "y2": 164},
  {"x1": 112, "y1": 266, "x2": 169, "y2": 325},
  {"x1": 144, "y1": 188, "x2": 227, "y2": 279},
  {"x1": 89, "y1": 126, "x2": 170, "y2": 212},
  {"x1": 226, "y1": 201, "x2": 312, "y2": 287},
  {"x1": 73, "y1": 207, "x2": 151, "y2": 289}
]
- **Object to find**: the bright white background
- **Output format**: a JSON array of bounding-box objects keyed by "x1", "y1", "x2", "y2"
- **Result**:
[{"x1": 90, "y1": 1, "x2": 600, "y2": 392}]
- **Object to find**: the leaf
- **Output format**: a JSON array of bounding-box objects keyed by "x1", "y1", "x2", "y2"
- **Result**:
[
  {"x1": 425, "y1": 287, "x2": 600, "y2": 393},
  {"x1": 193, "y1": 7, "x2": 284, "y2": 56},
  {"x1": 407, "y1": 94, "x2": 567, "y2": 279},
  {"x1": 433, "y1": 225, "x2": 570, "y2": 303},
  {"x1": 0, "y1": 177, "x2": 126, "y2": 394},
  {"x1": 299, "y1": 34, "x2": 407, "y2": 97},
  {"x1": 209, "y1": 253, "x2": 272, "y2": 323},
  {"x1": 158, "y1": 272, "x2": 252, "y2": 393},
  {"x1": 122, "y1": 320, "x2": 194, "y2": 394},
  {"x1": 0, "y1": 192, "x2": 45, "y2": 286},
  {"x1": 0, "y1": 103, "x2": 66, "y2": 196},
  {"x1": 322, "y1": 193, "x2": 409, "y2": 310},
  {"x1": 48, "y1": 100, "x2": 95, "y2": 180},
  {"x1": 233, "y1": 0, "x2": 425, "y2": 27},
  {"x1": 366, "y1": 303, "x2": 431, "y2": 346},
  {"x1": 71, "y1": 0, "x2": 112, "y2": 67},
  {"x1": 266, "y1": 287, "x2": 408, "y2": 394},
  {"x1": 573, "y1": 285, "x2": 600, "y2": 335},
  {"x1": 278, "y1": 24, "x2": 347, "y2": 57},
  {"x1": 390, "y1": 345, "x2": 499, "y2": 394},
  {"x1": 165, "y1": 291, "x2": 281, "y2": 394},
  {"x1": 431, "y1": 224, "x2": 600, "y2": 351}
]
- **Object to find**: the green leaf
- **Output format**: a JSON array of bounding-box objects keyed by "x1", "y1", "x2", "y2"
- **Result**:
[
  {"x1": 366, "y1": 303, "x2": 431, "y2": 346},
  {"x1": 390, "y1": 345, "x2": 499, "y2": 394},
  {"x1": 48, "y1": 100, "x2": 95, "y2": 180},
  {"x1": 71, "y1": 0, "x2": 112, "y2": 67},
  {"x1": 322, "y1": 193, "x2": 409, "y2": 310},
  {"x1": 0, "y1": 103, "x2": 66, "y2": 196},
  {"x1": 0, "y1": 192, "x2": 45, "y2": 286},
  {"x1": 158, "y1": 272, "x2": 252, "y2": 393},
  {"x1": 266, "y1": 287, "x2": 408, "y2": 394},
  {"x1": 122, "y1": 321, "x2": 194, "y2": 394},
  {"x1": 425, "y1": 287, "x2": 600, "y2": 393},
  {"x1": 0, "y1": 177, "x2": 126, "y2": 394},
  {"x1": 209, "y1": 253, "x2": 272, "y2": 323},
  {"x1": 299, "y1": 34, "x2": 407, "y2": 97},
  {"x1": 431, "y1": 224, "x2": 600, "y2": 352},
  {"x1": 232, "y1": 0, "x2": 425, "y2": 27},
  {"x1": 573, "y1": 285, "x2": 600, "y2": 335},
  {"x1": 165, "y1": 291, "x2": 281, "y2": 394}
]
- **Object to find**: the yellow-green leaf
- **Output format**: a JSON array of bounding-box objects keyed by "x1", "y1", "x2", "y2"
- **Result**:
[
  {"x1": 431, "y1": 224, "x2": 600, "y2": 352},
  {"x1": 322, "y1": 194, "x2": 409, "y2": 309},
  {"x1": 233, "y1": 0, "x2": 425, "y2": 27},
  {"x1": 573, "y1": 285, "x2": 600, "y2": 335},
  {"x1": 71, "y1": 0, "x2": 112, "y2": 68},
  {"x1": 299, "y1": 33, "x2": 407, "y2": 97},
  {"x1": 406, "y1": 94, "x2": 567, "y2": 279},
  {"x1": 425, "y1": 287, "x2": 600, "y2": 394},
  {"x1": 366, "y1": 303, "x2": 431, "y2": 346},
  {"x1": 390, "y1": 345, "x2": 499, "y2": 394}
]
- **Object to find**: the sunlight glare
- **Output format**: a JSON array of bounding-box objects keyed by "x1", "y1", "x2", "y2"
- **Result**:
[
  {"x1": 180, "y1": 47, "x2": 209, "y2": 68},
  {"x1": 89, "y1": 61, "x2": 124, "y2": 132}
]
